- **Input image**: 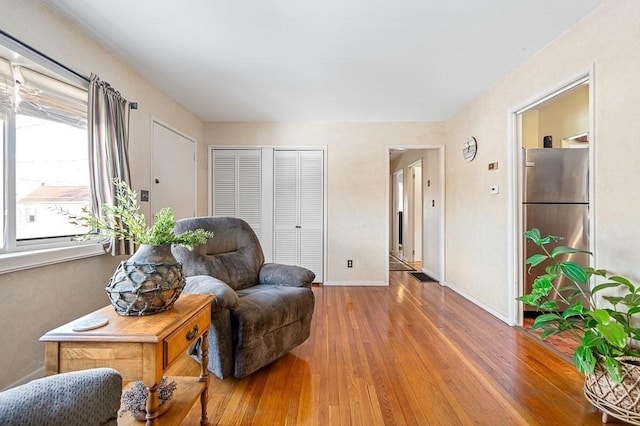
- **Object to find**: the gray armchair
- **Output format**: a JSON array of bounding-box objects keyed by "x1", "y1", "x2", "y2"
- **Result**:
[
  {"x1": 172, "y1": 216, "x2": 315, "y2": 379},
  {"x1": 0, "y1": 368, "x2": 122, "y2": 426}
]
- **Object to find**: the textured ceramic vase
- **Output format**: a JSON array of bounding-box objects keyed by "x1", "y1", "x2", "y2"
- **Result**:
[{"x1": 105, "y1": 244, "x2": 186, "y2": 316}]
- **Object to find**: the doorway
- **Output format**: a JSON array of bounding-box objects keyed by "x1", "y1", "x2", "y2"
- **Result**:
[
  {"x1": 511, "y1": 73, "x2": 594, "y2": 329},
  {"x1": 388, "y1": 147, "x2": 445, "y2": 283}
]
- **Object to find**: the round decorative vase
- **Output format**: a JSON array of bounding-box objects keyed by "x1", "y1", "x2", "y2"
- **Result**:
[
  {"x1": 105, "y1": 244, "x2": 186, "y2": 316},
  {"x1": 584, "y1": 356, "x2": 640, "y2": 425}
]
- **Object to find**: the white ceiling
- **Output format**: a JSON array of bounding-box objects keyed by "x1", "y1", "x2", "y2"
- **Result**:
[{"x1": 42, "y1": 0, "x2": 603, "y2": 122}]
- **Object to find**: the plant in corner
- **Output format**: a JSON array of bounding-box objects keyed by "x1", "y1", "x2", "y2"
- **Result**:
[
  {"x1": 519, "y1": 228, "x2": 640, "y2": 424},
  {"x1": 62, "y1": 179, "x2": 214, "y2": 316}
]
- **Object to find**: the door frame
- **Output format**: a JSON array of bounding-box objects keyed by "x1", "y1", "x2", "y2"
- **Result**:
[
  {"x1": 391, "y1": 169, "x2": 404, "y2": 259},
  {"x1": 408, "y1": 160, "x2": 423, "y2": 263},
  {"x1": 508, "y1": 68, "x2": 595, "y2": 326},
  {"x1": 386, "y1": 145, "x2": 446, "y2": 286}
]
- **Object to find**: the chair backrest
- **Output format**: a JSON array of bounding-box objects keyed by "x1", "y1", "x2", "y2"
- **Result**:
[{"x1": 172, "y1": 217, "x2": 265, "y2": 290}]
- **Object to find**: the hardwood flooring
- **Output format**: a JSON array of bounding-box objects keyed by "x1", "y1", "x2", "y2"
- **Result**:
[{"x1": 171, "y1": 270, "x2": 625, "y2": 425}]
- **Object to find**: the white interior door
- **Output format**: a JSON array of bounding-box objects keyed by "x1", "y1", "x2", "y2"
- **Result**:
[
  {"x1": 212, "y1": 149, "x2": 262, "y2": 240},
  {"x1": 299, "y1": 150, "x2": 324, "y2": 280},
  {"x1": 392, "y1": 170, "x2": 404, "y2": 257},
  {"x1": 273, "y1": 149, "x2": 324, "y2": 282},
  {"x1": 411, "y1": 163, "x2": 422, "y2": 262},
  {"x1": 273, "y1": 150, "x2": 299, "y2": 267},
  {"x1": 152, "y1": 121, "x2": 196, "y2": 220}
]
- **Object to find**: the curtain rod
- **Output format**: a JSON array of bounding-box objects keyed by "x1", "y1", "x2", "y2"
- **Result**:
[
  {"x1": 0, "y1": 29, "x2": 138, "y2": 110},
  {"x1": 0, "y1": 29, "x2": 89, "y2": 82}
]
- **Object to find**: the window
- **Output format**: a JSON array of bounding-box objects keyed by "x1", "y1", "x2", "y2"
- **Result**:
[{"x1": 0, "y1": 43, "x2": 92, "y2": 254}]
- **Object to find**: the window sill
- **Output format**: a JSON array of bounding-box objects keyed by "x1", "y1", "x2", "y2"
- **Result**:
[{"x1": 0, "y1": 243, "x2": 106, "y2": 275}]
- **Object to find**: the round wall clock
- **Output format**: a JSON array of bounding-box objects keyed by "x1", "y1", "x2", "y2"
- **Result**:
[{"x1": 463, "y1": 137, "x2": 477, "y2": 162}]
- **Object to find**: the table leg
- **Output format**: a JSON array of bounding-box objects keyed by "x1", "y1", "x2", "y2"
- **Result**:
[
  {"x1": 199, "y1": 331, "x2": 209, "y2": 425},
  {"x1": 145, "y1": 383, "x2": 160, "y2": 426}
]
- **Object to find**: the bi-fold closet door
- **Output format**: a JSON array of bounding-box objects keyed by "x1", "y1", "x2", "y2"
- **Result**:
[
  {"x1": 273, "y1": 150, "x2": 324, "y2": 282},
  {"x1": 211, "y1": 149, "x2": 262, "y2": 239},
  {"x1": 210, "y1": 148, "x2": 324, "y2": 283}
]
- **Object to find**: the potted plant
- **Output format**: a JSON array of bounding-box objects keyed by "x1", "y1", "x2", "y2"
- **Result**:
[
  {"x1": 63, "y1": 179, "x2": 214, "y2": 316},
  {"x1": 519, "y1": 228, "x2": 640, "y2": 424}
]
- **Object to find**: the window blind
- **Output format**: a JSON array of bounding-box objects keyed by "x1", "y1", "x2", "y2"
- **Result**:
[{"x1": 15, "y1": 66, "x2": 87, "y2": 127}]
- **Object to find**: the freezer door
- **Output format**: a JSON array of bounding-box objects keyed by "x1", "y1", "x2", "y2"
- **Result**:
[
  {"x1": 523, "y1": 203, "x2": 590, "y2": 311},
  {"x1": 524, "y1": 148, "x2": 589, "y2": 203}
]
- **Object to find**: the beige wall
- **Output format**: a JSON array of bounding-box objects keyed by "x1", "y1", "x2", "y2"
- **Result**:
[
  {"x1": 2, "y1": 0, "x2": 639, "y2": 389},
  {"x1": 205, "y1": 122, "x2": 445, "y2": 284},
  {"x1": 0, "y1": 0, "x2": 204, "y2": 389},
  {"x1": 444, "y1": 0, "x2": 640, "y2": 319},
  {"x1": 522, "y1": 84, "x2": 589, "y2": 148},
  {"x1": 538, "y1": 84, "x2": 589, "y2": 147}
]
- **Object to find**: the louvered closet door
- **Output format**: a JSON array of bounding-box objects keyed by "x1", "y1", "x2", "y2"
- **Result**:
[
  {"x1": 212, "y1": 149, "x2": 262, "y2": 240},
  {"x1": 273, "y1": 150, "x2": 299, "y2": 266},
  {"x1": 273, "y1": 150, "x2": 324, "y2": 282},
  {"x1": 299, "y1": 151, "x2": 323, "y2": 281}
]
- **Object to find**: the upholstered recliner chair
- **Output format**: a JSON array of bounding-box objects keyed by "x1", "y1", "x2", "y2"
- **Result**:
[
  {"x1": 0, "y1": 368, "x2": 122, "y2": 426},
  {"x1": 172, "y1": 216, "x2": 315, "y2": 379}
]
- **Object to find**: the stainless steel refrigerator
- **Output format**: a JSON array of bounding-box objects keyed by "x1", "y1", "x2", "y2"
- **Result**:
[{"x1": 523, "y1": 148, "x2": 590, "y2": 311}]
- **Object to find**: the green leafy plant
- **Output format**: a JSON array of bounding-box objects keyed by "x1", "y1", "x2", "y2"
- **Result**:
[
  {"x1": 61, "y1": 179, "x2": 213, "y2": 250},
  {"x1": 518, "y1": 228, "x2": 640, "y2": 383}
]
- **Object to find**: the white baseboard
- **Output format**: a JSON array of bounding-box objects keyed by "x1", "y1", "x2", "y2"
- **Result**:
[
  {"x1": 3, "y1": 366, "x2": 44, "y2": 392},
  {"x1": 322, "y1": 281, "x2": 388, "y2": 287},
  {"x1": 442, "y1": 281, "x2": 510, "y2": 325}
]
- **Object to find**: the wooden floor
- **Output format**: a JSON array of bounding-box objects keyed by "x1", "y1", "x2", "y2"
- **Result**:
[{"x1": 171, "y1": 270, "x2": 626, "y2": 425}]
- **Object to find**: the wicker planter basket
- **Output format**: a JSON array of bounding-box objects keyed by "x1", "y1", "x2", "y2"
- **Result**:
[
  {"x1": 584, "y1": 356, "x2": 640, "y2": 425},
  {"x1": 105, "y1": 244, "x2": 185, "y2": 316}
]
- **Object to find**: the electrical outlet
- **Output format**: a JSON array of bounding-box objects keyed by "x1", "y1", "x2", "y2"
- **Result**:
[
  {"x1": 347, "y1": 260, "x2": 353, "y2": 268},
  {"x1": 140, "y1": 190, "x2": 149, "y2": 202}
]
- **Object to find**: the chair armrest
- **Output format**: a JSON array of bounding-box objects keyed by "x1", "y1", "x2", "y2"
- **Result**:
[
  {"x1": 183, "y1": 275, "x2": 239, "y2": 309},
  {"x1": 0, "y1": 368, "x2": 122, "y2": 426},
  {"x1": 259, "y1": 263, "x2": 315, "y2": 288}
]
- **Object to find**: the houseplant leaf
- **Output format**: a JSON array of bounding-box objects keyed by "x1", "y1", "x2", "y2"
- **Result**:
[
  {"x1": 592, "y1": 282, "x2": 627, "y2": 294},
  {"x1": 532, "y1": 275, "x2": 553, "y2": 297},
  {"x1": 532, "y1": 313, "x2": 562, "y2": 330},
  {"x1": 560, "y1": 261, "x2": 588, "y2": 284},
  {"x1": 574, "y1": 346, "x2": 596, "y2": 375},
  {"x1": 526, "y1": 254, "x2": 549, "y2": 268},
  {"x1": 551, "y1": 246, "x2": 591, "y2": 258},
  {"x1": 604, "y1": 357, "x2": 623, "y2": 383}
]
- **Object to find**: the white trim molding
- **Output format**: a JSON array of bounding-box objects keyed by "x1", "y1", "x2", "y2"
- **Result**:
[{"x1": 0, "y1": 243, "x2": 105, "y2": 275}]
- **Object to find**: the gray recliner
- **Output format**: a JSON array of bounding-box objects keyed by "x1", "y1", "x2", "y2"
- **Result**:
[
  {"x1": 0, "y1": 368, "x2": 122, "y2": 426},
  {"x1": 172, "y1": 216, "x2": 315, "y2": 379}
]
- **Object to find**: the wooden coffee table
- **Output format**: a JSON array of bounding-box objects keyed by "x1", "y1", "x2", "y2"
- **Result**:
[{"x1": 40, "y1": 294, "x2": 214, "y2": 425}]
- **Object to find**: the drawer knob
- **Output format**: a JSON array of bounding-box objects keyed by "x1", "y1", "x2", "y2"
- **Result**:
[{"x1": 186, "y1": 325, "x2": 199, "y2": 341}]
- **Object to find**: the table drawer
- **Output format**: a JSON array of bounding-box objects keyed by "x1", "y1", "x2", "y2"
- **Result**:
[{"x1": 164, "y1": 306, "x2": 210, "y2": 368}]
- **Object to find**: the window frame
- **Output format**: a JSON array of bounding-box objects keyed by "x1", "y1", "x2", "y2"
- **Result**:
[{"x1": 0, "y1": 32, "x2": 105, "y2": 274}]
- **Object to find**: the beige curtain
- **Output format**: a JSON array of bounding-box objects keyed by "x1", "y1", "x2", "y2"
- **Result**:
[{"x1": 88, "y1": 73, "x2": 134, "y2": 256}]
